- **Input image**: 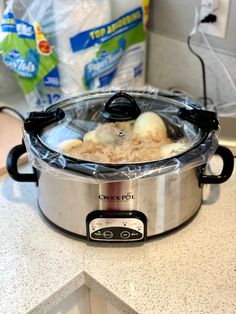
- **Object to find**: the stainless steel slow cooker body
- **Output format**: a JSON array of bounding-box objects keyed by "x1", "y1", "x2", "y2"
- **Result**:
[
  {"x1": 36, "y1": 164, "x2": 202, "y2": 237},
  {"x1": 7, "y1": 90, "x2": 234, "y2": 241}
]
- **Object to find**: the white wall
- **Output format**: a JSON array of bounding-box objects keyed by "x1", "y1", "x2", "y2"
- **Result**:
[
  {"x1": 147, "y1": 0, "x2": 236, "y2": 106},
  {"x1": 149, "y1": 0, "x2": 236, "y2": 56}
]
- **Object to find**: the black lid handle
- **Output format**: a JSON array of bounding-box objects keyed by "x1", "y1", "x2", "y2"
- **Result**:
[
  {"x1": 178, "y1": 107, "x2": 219, "y2": 131},
  {"x1": 24, "y1": 108, "x2": 65, "y2": 135},
  {"x1": 103, "y1": 92, "x2": 141, "y2": 122}
]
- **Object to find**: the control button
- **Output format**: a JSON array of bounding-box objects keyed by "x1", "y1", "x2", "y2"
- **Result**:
[
  {"x1": 120, "y1": 231, "x2": 131, "y2": 239},
  {"x1": 94, "y1": 231, "x2": 102, "y2": 236},
  {"x1": 103, "y1": 231, "x2": 113, "y2": 239},
  {"x1": 131, "y1": 232, "x2": 139, "y2": 236}
]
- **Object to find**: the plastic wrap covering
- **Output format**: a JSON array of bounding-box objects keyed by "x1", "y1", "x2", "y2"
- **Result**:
[
  {"x1": 217, "y1": 102, "x2": 236, "y2": 117},
  {"x1": 0, "y1": 0, "x2": 149, "y2": 108},
  {"x1": 24, "y1": 89, "x2": 219, "y2": 183}
]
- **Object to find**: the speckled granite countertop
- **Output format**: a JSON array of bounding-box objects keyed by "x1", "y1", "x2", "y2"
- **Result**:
[{"x1": 0, "y1": 159, "x2": 236, "y2": 314}]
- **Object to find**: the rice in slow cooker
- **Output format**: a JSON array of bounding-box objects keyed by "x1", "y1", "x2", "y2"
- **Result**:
[{"x1": 59, "y1": 112, "x2": 185, "y2": 163}]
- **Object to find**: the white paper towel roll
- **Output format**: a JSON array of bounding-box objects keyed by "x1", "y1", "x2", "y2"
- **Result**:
[
  {"x1": 111, "y1": 0, "x2": 147, "y2": 88},
  {"x1": 111, "y1": 0, "x2": 143, "y2": 19},
  {"x1": 53, "y1": 0, "x2": 111, "y2": 96},
  {"x1": 111, "y1": 42, "x2": 146, "y2": 88}
]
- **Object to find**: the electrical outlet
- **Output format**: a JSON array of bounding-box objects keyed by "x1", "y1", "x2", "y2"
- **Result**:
[
  {"x1": 201, "y1": 0, "x2": 220, "y2": 15},
  {"x1": 200, "y1": 0, "x2": 231, "y2": 38}
]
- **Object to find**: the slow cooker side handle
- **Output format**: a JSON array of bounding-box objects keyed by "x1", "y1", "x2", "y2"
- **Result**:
[
  {"x1": 199, "y1": 145, "x2": 234, "y2": 184},
  {"x1": 6, "y1": 143, "x2": 38, "y2": 183}
]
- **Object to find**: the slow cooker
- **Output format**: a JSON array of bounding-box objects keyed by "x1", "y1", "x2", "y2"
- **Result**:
[{"x1": 7, "y1": 90, "x2": 234, "y2": 242}]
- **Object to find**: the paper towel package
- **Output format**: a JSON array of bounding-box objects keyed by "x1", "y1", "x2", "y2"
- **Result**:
[
  {"x1": 0, "y1": 0, "x2": 150, "y2": 108},
  {"x1": 111, "y1": 0, "x2": 149, "y2": 88},
  {"x1": 0, "y1": 0, "x2": 60, "y2": 108},
  {"x1": 53, "y1": 0, "x2": 112, "y2": 96}
]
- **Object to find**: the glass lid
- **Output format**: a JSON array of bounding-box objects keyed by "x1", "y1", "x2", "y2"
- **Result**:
[{"x1": 36, "y1": 90, "x2": 207, "y2": 164}]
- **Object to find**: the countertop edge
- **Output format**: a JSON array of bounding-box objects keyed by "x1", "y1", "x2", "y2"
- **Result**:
[
  {"x1": 28, "y1": 272, "x2": 85, "y2": 314},
  {"x1": 28, "y1": 270, "x2": 138, "y2": 314}
]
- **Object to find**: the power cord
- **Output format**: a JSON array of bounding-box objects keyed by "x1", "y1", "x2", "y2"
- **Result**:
[
  {"x1": 191, "y1": 0, "x2": 236, "y2": 112},
  {"x1": 0, "y1": 106, "x2": 25, "y2": 122},
  {"x1": 187, "y1": 35, "x2": 208, "y2": 108},
  {"x1": 187, "y1": 5, "x2": 218, "y2": 109}
]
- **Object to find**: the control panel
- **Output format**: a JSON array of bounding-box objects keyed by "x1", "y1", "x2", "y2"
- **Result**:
[{"x1": 86, "y1": 210, "x2": 147, "y2": 242}]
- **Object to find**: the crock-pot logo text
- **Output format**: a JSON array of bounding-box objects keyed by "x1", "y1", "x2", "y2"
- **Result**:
[{"x1": 98, "y1": 193, "x2": 135, "y2": 202}]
